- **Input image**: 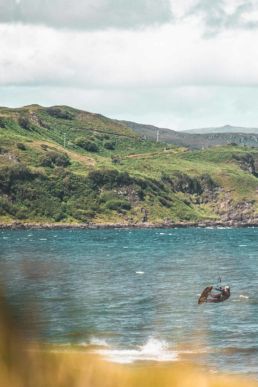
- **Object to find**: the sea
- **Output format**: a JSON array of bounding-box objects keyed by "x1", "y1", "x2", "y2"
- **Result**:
[{"x1": 0, "y1": 227, "x2": 258, "y2": 377}]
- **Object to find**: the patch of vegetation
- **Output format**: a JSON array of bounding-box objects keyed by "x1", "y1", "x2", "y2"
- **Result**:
[
  {"x1": 18, "y1": 116, "x2": 31, "y2": 130},
  {"x1": 88, "y1": 170, "x2": 133, "y2": 189},
  {"x1": 104, "y1": 141, "x2": 116, "y2": 150},
  {"x1": 0, "y1": 117, "x2": 6, "y2": 128},
  {"x1": 105, "y1": 199, "x2": 131, "y2": 211},
  {"x1": 46, "y1": 107, "x2": 74, "y2": 120},
  {"x1": 75, "y1": 138, "x2": 99, "y2": 152},
  {"x1": 40, "y1": 151, "x2": 70, "y2": 168},
  {"x1": 16, "y1": 143, "x2": 26, "y2": 151},
  {"x1": 161, "y1": 172, "x2": 217, "y2": 195}
]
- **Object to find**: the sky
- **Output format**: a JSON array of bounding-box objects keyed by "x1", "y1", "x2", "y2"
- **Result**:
[{"x1": 1, "y1": 0, "x2": 258, "y2": 130}]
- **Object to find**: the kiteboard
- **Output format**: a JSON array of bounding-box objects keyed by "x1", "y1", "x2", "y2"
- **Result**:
[{"x1": 198, "y1": 286, "x2": 213, "y2": 304}]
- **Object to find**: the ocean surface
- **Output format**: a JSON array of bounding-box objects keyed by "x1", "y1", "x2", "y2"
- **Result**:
[{"x1": 0, "y1": 227, "x2": 258, "y2": 377}]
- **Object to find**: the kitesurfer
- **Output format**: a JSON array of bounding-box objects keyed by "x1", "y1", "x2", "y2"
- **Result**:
[{"x1": 207, "y1": 285, "x2": 230, "y2": 303}]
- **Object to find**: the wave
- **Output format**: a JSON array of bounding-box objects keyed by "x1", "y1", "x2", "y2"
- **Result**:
[
  {"x1": 95, "y1": 337, "x2": 177, "y2": 364},
  {"x1": 88, "y1": 337, "x2": 109, "y2": 347}
]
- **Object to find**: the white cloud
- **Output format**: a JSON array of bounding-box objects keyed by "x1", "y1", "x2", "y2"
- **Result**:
[
  {"x1": 1, "y1": 1, "x2": 258, "y2": 129},
  {"x1": 188, "y1": 0, "x2": 258, "y2": 35},
  {"x1": 1, "y1": 22, "x2": 258, "y2": 89},
  {"x1": 0, "y1": 0, "x2": 172, "y2": 29}
]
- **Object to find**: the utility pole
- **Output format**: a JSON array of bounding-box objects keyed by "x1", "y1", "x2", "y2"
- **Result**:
[{"x1": 156, "y1": 129, "x2": 160, "y2": 142}]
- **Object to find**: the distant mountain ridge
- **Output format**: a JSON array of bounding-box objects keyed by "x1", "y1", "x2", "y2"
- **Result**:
[
  {"x1": 121, "y1": 120, "x2": 258, "y2": 149},
  {"x1": 183, "y1": 124, "x2": 258, "y2": 134}
]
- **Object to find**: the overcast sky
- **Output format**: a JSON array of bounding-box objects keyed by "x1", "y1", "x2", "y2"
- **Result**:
[{"x1": 1, "y1": 0, "x2": 258, "y2": 130}]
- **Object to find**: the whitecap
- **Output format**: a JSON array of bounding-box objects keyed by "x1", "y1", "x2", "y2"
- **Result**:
[
  {"x1": 240, "y1": 295, "x2": 249, "y2": 299},
  {"x1": 39, "y1": 238, "x2": 47, "y2": 241},
  {"x1": 136, "y1": 271, "x2": 144, "y2": 275},
  {"x1": 89, "y1": 337, "x2": 109, "y2": 347},
  {"x1": 96, "y1": 337, "x2": 177, "y2": 364}
]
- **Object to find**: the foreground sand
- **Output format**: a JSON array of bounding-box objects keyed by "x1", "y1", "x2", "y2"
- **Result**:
[
  {"x1": 0, "y1": 299, "x2": 257, "y2": 387},
  {"x1": 1, "y1": 347, "x2": 258, "y2": 387}
]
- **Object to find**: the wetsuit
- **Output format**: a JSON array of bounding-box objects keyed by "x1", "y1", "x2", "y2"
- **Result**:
[{"x1": 207, "y1": 288, "x2": 230, "y2": 303}]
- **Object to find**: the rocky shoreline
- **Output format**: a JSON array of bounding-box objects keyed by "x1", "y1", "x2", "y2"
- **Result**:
[{"x1": 1, "y1": 219, "x2": 258, "y2": 230}]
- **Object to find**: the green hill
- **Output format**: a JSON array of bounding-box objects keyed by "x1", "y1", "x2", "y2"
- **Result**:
[{"x1": 1, "y1": 105, "x2": 258, "y2": 227}]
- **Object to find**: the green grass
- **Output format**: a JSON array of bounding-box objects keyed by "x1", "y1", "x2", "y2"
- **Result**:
[{"x1": 1, "y1": 105, "x2": 258, "y2": 224}]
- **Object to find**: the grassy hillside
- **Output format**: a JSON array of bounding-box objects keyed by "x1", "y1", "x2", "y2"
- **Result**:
[{"x1": 1, "y1": 105, "x2": 258, "y2": 226}]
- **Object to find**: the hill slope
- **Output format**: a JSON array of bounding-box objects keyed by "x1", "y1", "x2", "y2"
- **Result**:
[{"x1": 1, "y1": 105, "x2": 258, "y2": 227}]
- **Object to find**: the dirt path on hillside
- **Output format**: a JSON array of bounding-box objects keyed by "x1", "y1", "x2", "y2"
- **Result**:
[
  {"x1": 124, "y1": 149, "x2": 178, "y2": 159},
  {"x1": 32, "y1": 140, "x2": 95, "y2": 166}
]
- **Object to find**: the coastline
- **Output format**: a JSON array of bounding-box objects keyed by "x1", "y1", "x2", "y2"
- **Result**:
[{"x1": 1, "y1": 219, "x2": 258, "y2": 230}]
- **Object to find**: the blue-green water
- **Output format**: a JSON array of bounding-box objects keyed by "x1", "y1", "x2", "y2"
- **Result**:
[{"x1": 1, "y1": 227, "x2": 258, "y2": 376}]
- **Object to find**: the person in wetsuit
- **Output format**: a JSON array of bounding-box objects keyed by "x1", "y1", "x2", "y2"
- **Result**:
[{"x1": 207, "y1": 285, "x2": 230, "y2": 303}]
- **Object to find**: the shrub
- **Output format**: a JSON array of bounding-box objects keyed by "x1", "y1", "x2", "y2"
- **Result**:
[
  {"x1": 15, "y1": 207, "x2": 28, "y2": 220},
  {"x1": 88, "y1": 170, "x2": 132, "y2": 189},
  {"x1": 159, "y1": 196, "x2": 171, "y2": 208},
  {"x1": 137, "y1": 189, "x2": 145, "y2": 201},
  {"x1": 105, "y1": 199, "x2": 131, "y2": 211},
  {"x1": 29, "y1": 195, "x2": 64, "y2": 220},
  {"x1": 16, "y1": 143, "x2": 26, "y2": 150},
  {"x1": 104, "y1": 141, "x2": 115, "y2": 150},
  {"x1": 40, "y1": 155, "x2": 53, "y2": 167},
  {"x1": 73, "y1": 209, "x2": 95, "y2": 221},
  {"x1": 0, "y1": 117, "x2": 6, "y2": 128},
  {"x1": 100, "y1": 191, "x2": 118, "y2": 203},
  {"x1": 167, "y1": 172, "x2": 203, "y2": 195},
  {"x1": 0, "y1": 165, "x2": 33, "y2": 193},
  {"x1": 0, "y1": 196, "x2": 11, "y2": 215},
  {"x1": 111, "y1": 155, "x2": 121, "y2": 164},
  {"x1": 46, "y1": 107, "x2": 73, "y2": 120},
  {"x1": 54, "y1": 154, "x2": 70, "y2": 167},
  {"x1": 40, "y1": 151, "x2": 70, "y2": 168},
  {"x1": 199, "y1": 174, "x2": 218, "y2": 191},
  {"x1": 18, "y1": 116, "x2": 31, "y2": 130},
  {"x1": 0, "y1": 146, "x2": 7, "y2": 154},
  {"x1": 75, "y1": 138, "x2": 99, "y2": 152}
]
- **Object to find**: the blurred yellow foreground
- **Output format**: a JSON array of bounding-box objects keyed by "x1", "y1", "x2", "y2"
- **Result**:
[{"x1": 1, "y1": 296, "x2": 258, "y2": 387}]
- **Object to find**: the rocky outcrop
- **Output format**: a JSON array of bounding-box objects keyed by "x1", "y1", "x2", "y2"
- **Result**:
[
  {"x1": 162, "y1": 172, "x2": 218, "y2": 195},
  {"x1": 232, "y1": 153, "x2": 257, "y2": 176},
  {"x1": 2, "y1": 219, "x2": 258, "y2": 229}
]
